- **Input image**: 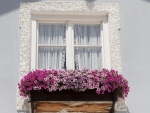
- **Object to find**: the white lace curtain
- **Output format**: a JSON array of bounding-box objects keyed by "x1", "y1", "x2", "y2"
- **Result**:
[
  {"x1": 38, "y1": 23, "x2": 102, "y2": 70},
  {"x1": 38, "y1": 24, "x2": 66, "y2": 69},
  {"x1": 74, "y1": 24, "x2": 102, "y2": 70}
]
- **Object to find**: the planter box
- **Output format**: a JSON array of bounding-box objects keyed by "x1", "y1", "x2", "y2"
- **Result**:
[
  {"x1": 30, "y1": 90, "x2": 117, "y2": 113},
  {"x1": 30, "y1": 89, "x2": 117, "y2": 101}
]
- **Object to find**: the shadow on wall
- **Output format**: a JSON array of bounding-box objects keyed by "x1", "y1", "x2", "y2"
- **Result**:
[
  {"x1": 1, "y1": 0, "x2": 150, "y2": 16},
  {"x1": 0, "y1": 0, "x2": 98, "y2": 16},
  {"x1": 143, "y1": 0, "x2": 150, "y2": 2},
  {"x1": 127, "y1": 107, "x2": 130, "y2": 113},
  {"x1": 0, "y1": 0, "x2": 40, "y2": 16},
  {"x1": 85, "y1": 0, "x2": 97, "y2": 10}
]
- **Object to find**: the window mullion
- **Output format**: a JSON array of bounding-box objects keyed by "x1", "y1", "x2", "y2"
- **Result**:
[{"x1": 66, "y1": 21, "x2": 74, "y2": 69}]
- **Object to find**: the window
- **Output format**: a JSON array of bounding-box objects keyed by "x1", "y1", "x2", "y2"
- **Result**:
[
  {"x1": 31, "y1": 13, "x2": 111, "y2": 70},
  {"x1": 38, "y1": 23, "x2": 66, "y2": 69},
  {"x1": 18, "y1": 2, "x2": 121, "y2": 110}
]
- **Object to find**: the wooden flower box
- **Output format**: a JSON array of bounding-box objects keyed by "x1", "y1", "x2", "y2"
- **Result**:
[{"x1": 30, "y1": 90, "x2": 117, "y2": 113}]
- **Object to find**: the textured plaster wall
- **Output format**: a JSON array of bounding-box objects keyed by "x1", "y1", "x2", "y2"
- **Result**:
[{"x1": 0, "y1": 0, "x2": 150, "y2": 113}]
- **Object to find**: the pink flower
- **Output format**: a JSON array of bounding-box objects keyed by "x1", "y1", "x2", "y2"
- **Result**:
[{"x1": 18, "y1": 68, "x2": 129, "y2": 98}]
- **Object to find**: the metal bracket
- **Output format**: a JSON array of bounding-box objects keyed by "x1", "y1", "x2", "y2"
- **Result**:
[
  {"x1": 110, "y1": 91, "x2": 116, "y2": 113},
  {"x1": 30, "y1": 91, "x2": 34, "y2": 113}
]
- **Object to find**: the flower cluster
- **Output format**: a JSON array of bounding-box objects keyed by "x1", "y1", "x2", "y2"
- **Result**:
[{"x1": 18, "y1": 68, "x2": 129, "y2": 98}]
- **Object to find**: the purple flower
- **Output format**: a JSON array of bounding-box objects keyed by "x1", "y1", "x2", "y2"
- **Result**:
[{"x1": 18, "y1": 68, "x2": 129, "y2": 98}]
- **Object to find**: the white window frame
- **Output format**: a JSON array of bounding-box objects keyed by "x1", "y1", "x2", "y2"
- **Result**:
[{"x1": 31, "y1": 13, "x2": 111, "y2": 70}]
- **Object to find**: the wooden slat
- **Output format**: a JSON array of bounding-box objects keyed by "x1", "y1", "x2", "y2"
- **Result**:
[{"x1": 33, "y1": 101, "x2": 113, "y2": 113}]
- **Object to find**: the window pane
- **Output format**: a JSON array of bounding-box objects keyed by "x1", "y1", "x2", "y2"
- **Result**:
[
  {"x1": 75, "y1": 48, "x2": 102, "y2": 70},
  {"x1": 74, "y1": 24, "x2": 102, "y2": 70},
  {"x1": 38, "y1": 47, "x2": 66, "y2": 69},
  {"x1": 39, "y1": 23, "x2": 66, "y2": 45},
  {"x1": 74, "y1": 24, "x2": 101, "y2": 45}
]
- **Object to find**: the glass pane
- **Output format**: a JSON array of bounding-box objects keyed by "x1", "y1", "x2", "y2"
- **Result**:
[
  {"x1": 74, "y1": 48, "x2": 102, "y2": 70},
  {"x1": 38, "y1": 47, "x2": 66, "y2": 69},
  {"x1": 74, "y1": 24, "x2": 101, "y2": 45},
  {"x1": 38, "y1": 23, "x2": 66, "y2": 45}
]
